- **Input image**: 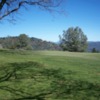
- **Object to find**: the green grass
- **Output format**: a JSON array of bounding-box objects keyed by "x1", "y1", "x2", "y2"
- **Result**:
[{"x1": 0, "y1": 49, "x2": 100, "y2": 100}]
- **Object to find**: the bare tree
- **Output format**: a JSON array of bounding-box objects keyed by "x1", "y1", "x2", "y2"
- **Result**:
[{"x1": 0, "y1": 0, "x2": 63, "y2": 20}]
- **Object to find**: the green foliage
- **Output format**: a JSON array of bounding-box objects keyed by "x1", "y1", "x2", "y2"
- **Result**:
[
  {"x1": 18, "y1": 34, "x2": 31, "y2": 49},
  {"x1": 0, "y1": 34, "x2": 32, "y2": 50},
  {"x1": 60, "y1": 27, "x2": 88, "y2": 52}
]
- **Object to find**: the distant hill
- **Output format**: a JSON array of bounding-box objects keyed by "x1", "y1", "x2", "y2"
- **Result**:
[
  {"x1": 30, "y1": 37, "x2": 61, "y2": 50},
  {"x1": 0, "y1": 36, "x2": 61, "y2": 50},
  {"x1": 87, "y1": 42, "x2": 100, "y2": 52},
  {"x1": 56, "y1": 41, "x2": 100, "y2": 52}
]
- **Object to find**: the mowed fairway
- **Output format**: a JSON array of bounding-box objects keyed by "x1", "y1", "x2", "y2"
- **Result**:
[{"x1": 0, "y1": 50, "x2": 100, "y2": 100}]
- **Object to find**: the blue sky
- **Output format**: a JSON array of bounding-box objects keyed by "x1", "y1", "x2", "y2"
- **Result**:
[{"x1": 0, "y1": 0, "x2": 100, "y2": 42}]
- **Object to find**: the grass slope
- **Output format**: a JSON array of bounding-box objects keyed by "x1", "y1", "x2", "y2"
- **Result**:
[{"x1": 0, "y1": 49, "x2": 100, "y2": 100}]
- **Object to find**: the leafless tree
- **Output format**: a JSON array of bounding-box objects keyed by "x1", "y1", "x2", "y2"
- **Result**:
[{"x1": 0, "y1": 0, "x2": 64, "y2": 20}]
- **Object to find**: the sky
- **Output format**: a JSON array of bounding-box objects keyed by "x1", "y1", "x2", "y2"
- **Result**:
[{"x1": 0, "y1": 0, "x2": 100, "y2": 42}]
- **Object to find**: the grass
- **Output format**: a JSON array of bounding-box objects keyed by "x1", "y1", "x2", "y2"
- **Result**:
[{"x1": 0, "y1": 49, "x2": 100, "y2": 100}]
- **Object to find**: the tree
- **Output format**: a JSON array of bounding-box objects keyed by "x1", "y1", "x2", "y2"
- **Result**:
[
  {"x1": 18, "y1": 34, "x2": 32, "y2": 49},
  {"x1": 0, "y1": 0, "x2": 63, "y2": 20},
  {"x1": 92, "y1": 48, "x2": 99, "y2": 53},
  {"x1": 59, "y1": 27, "x2": 88, "y2": 52}
]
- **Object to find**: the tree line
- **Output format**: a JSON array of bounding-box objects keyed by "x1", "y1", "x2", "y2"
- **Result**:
[
  {"x1": 0, "y1": 34, "x2": 61, "y2": 50},
  {"x1": 1, "y1": 27, "x2": 99, "y2": 53}
]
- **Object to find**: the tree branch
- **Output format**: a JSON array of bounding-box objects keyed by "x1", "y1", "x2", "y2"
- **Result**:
[
  {"x1": 0, "y1": 0, "x2": 6, "y2": 10},
  {"x1": 0, "y1": 0, "x2": 63, "y2": 20}
]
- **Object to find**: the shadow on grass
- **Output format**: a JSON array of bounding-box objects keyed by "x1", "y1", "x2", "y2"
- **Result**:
[{"x1": 0, "y1": 61, "x2": 100, "y2": 100}]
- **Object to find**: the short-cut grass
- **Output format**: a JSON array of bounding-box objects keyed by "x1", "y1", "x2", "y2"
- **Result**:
[{"x1": 0, "y1": 49, "x2": 100, "y2": 100}]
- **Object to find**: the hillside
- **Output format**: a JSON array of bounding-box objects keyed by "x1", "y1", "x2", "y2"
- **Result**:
[
  {"x1": 30, "y1": 37, "x2": 61, "y2": 50},
  {"x1": 88, "y1": 41, "x2": 100, "y2": 52},
  {"x1": 0, "y1": 36, "x2": 61, "y2": 50}
]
